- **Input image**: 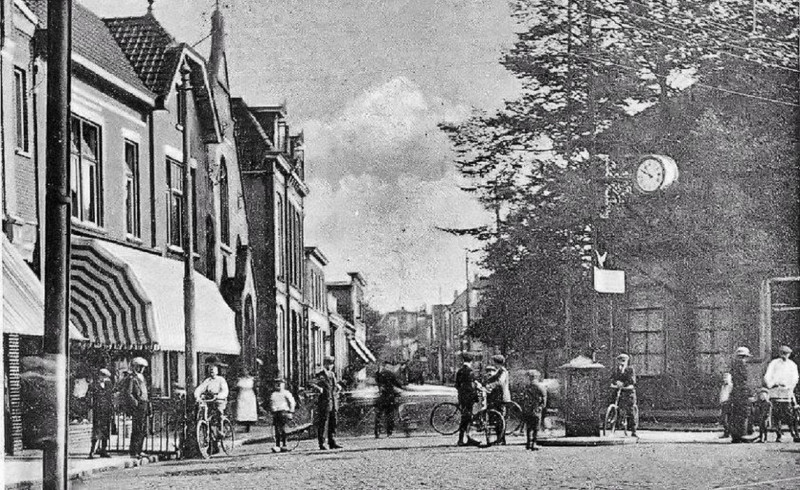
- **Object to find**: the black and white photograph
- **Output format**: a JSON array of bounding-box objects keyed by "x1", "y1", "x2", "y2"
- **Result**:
[{"x1": 1, "y1": 0, "x2": 799, "y2": 488}]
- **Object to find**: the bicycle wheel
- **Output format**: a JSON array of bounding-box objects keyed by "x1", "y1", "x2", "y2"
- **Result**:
[
  {"x1": 195, "y1": 419, "x2": 211, "y2": 459},
  {"x1": 505, "y1": 402, "x2": 524, "y2": 436},
  {"x1": 284, "y1": 418, "x2": 304, "y2": 451},
  {"x1": 430, "y1": 402, "x2": 461, "y2": 436},
  {"x1": 478, "y1": 409, "x2": 505, "y2": 447},
  {"x1": 219, "y1": 418, "x2": 235, "y2": 455},
  {"x1": 603, "y1": 405, "x2": 618, "y2": 436}
]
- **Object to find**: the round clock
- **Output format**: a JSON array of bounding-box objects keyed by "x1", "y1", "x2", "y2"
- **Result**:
[{"x1": 633, "y1": 155, "x2": 678, "y2": 193}]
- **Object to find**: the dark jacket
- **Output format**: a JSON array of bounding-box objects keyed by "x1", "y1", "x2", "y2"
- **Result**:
[
  {"x1": 88, "y1": 379, "x2": 114, "y2": 419},
  {"x1": 730, "y1": 357, "x2": 751, "y2": 406},
  {"x1": 375, "y1": 369, "x2": 403, "y2": 405},
  {"x1": 314, "y1": 369, "x2": 341, "y2": 412},
  {"x1": 125, "y1": 372, "x2": 149, "y2": 413},
  {"x1": 610, "y1": 366, "x2": 637, "y2": 389},
  {"x1": 520, "y1": 381, "x2": 548, "y2": 417},
  {"x1": 455, "y1": 364, "x2": 477, "y2": 406}
]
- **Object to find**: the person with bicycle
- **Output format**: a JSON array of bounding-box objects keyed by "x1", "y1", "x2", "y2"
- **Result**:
[
  {"x1": 609, "y1": 353, "x2": 638, "y2": 438},
  {"x1": 194, "y1": 364, "x2": 229, "y2": 443},
  {"x1": 455, "y1": 352, "x2": 481, "y2": 447},
  {"x1": 484, "y1": 355, "x2": 511, "y2": 445},
  {"x1": 763, "y1": 345, "x2": 799, "y2": 442}
]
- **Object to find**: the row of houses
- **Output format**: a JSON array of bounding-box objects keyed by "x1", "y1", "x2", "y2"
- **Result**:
[{"x1": 1, "y1": 0, "x2": 374, "y2": 455}]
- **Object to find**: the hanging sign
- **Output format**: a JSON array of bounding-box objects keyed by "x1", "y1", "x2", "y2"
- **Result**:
[{"x1": 594, "y1": 267, "x2": 625, "y2": 294}]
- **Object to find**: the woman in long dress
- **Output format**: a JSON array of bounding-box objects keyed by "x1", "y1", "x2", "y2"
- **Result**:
[{"x1": 235, "y1": 369, "x2": 258, "y2": 432}]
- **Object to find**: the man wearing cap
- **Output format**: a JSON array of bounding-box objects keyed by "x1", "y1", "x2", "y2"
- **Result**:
[
  {"x1": 730, "y1": 346, "x2": 754, "y2": 443},
  {"x1": 313, "y1": 356, "x2": 343, "y2": 450},
  {"x1": 455, "y1": 352, "x2": 480, "y2": 447},
  {"x1": 195, "y1": 364, "x2": 230, "y2": 445},
  {"x1": 127, "y1": 357, "x2": 150, "y2": 458},
  {"x1": 484, "y1": 354, "x2": 511, "y2": 445},
  {"x1": 88, "y1": 368, "x2": 114, "y2": 458},
  {"x1": 609, "y1": 353, "x2": 638, "y2": 437},
  {"x1": 764, "y1": 345, "x2": 799, "y2": 442}
]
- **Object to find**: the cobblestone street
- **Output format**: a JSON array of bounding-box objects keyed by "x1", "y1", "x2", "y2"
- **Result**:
[{"x1": 72, "y1": 434, "x2": 800, "y2": 490}]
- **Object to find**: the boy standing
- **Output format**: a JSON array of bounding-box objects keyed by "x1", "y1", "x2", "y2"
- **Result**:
[
  {"x1": 520, "y1": 370, "x2": 548, "y2": 451},
  {"x1": 269, "y1": 377, "x2": 296, "y2": 452},
  {"x1": 753, "y1": 388, "x2": 772, "y2": 443}
]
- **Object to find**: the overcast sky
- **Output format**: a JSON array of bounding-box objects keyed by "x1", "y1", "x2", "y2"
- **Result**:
[{"x1": 80, "y1": 0, "x2": 521, "y2": 311}]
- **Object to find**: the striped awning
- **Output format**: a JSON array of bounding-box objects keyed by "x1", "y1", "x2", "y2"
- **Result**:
[
  {"x1": 348, "y1": 336, "x2": 376, "y2": 364},
  {"x1": 2, "y1": 235, "x2": 85, "y2": 340},
  {"x1": 70, "y1": 237, "x2": 240, "y2": 354}
]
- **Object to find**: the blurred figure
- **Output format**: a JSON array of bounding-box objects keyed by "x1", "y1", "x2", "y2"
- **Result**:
[
  {"x1": 718, "y1": 372, "x2": 733, "y2": 438},
  {"x1": 374, "y1": 361, "x2": 403, "y2": 438},
  {"x1": 236, "y1": 368, "x2": 258, "y2": 433},
  {"x1": 520, "y1": 369, "x2": 548, "y2": 451},
  {"x1": 484, "y1": 355, "x2": 510, "y2": 445},
  {"x1": 609, "y1": 353, "x2": 638, "y2": 438},
  {"x1": 88, "y1": 368, "x2": 113, "y2": 458}
]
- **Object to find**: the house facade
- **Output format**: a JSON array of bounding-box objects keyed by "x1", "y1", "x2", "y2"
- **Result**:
[
  {"x1": 1, "y1": 1, "x2": 258, "y2": 454},
  {"x1": 305, "y1": 246, "x2": 330, "y2": 375},
  {"x1": 233, "y1": 99, "x2": 309, "y2": 393}
]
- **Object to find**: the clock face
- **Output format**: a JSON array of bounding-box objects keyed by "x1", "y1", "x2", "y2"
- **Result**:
[{"x1": 635, "y1": 158, "x2": 665, "y2": 192}]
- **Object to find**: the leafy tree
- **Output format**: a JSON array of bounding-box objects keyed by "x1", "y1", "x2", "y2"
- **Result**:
[{"x1": 441, "y1": 0, "x2": 799, "y2": 355}]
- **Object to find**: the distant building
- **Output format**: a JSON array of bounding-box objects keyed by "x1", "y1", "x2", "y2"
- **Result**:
[{"x1": 328, "y1": 272, "x2": 375, "y2": 385}]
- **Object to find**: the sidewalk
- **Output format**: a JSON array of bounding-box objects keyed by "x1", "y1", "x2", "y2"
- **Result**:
[{"x1": 3, "y1": 424, "x2": 275, "y2": 489}]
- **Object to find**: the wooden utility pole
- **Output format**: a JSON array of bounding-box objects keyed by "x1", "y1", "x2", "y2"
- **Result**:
[
  {"x1": 180, "y1": 63, "x2": 197, "y2": 456},
  {"x1": 42, "y1": 1, "x2": 72, "y2": 487}
]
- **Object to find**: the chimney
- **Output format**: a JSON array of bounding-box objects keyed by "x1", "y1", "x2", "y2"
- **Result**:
[{"x1": 208, "y1": 2, "x2": 225, "y2": 84}]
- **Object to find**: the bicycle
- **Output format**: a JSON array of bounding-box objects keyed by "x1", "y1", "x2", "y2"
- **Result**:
[
  {"x1": 195, "y1": 396, "x2": 235, "y2": 459},
  {"x1": 603, "y1": 386, "x2": 633, "y2": 437},
  {"x1": 504, "y1": 401, "x2": 524, "y2": 436},
  {"x1": 430, "y1": 389, "x2": 505, "y2": 446}
]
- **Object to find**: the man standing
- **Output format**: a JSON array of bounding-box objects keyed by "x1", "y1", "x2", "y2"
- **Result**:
[
  {"x1": 764, "y1": 345, "x2": 799, "y2": 442},
  {"x1": 126, "y1": 357, "x2": 149, "y2": 458},
  {"x1": 313, "y1": 356, "x2": 343, "y2": 450},
  {"x1": 455, "y1": 352, "x2": 480, "y2": 447},
  {"x1": 88, "y1": 368, "x2": 113, "y2": 458},
  {"x1": 609, "y1": 353, "x2": 638, "y2": 438},
  {"x1": 374, "y1": 361, "x2": 403, "y2": 438},
  {"x1": 730, "y1": 346, "x2": 753, "y2": 443}
]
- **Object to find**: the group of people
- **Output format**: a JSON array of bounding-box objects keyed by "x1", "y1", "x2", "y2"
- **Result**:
[
  {"x1": 720, "y1": 345, "x2": 799, "y2": 443},
  {"x1": 455, "y1": 353, "x2": 548, "y2": 450}
]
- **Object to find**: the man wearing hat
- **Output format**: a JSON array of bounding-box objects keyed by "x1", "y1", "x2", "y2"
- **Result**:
[
  {"x1": 87, "y1": 368, "x2": 114, "y2": 458},
  {"x1": 764, "y1": 345, "x2": 799, "y2": 442},
  {"x1": 609, "y1": 353, "x2": 638, "y2": 437},
  {"x1": 312, "y1": 356, "x2": 343, "y2": 450},
  {"x1": 126, "y1": 357, "x2": 150, "y2": 458},
  {"x1": 455, "y1": 352, "x2": 480, "y2": 447},
  {"x1": 484, "y1": 354, "x2": 511, "y2": 445},
  {"x1": 730, "y1": 346, "x2": 754, "y2": 443}
]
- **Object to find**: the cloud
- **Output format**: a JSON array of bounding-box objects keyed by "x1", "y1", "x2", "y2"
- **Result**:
[
  {"x1": 302, "y1": 78, "x2": 488, "y2": 310},
  {"x1": 303, "y1": 77, "x2": 471, "y2": 183}
]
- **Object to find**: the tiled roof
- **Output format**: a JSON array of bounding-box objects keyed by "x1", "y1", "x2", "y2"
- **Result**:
[
  {"x1": 26, "y1": 0, "x2": 153, "y2": 97},
  {"x1": 103, "y1": 12, "x2": 181, "y2": 95}
]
